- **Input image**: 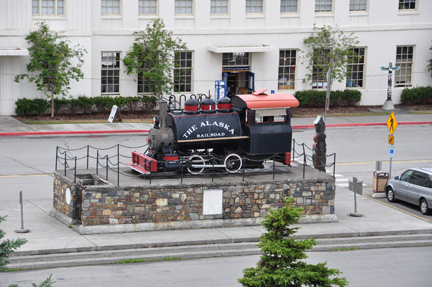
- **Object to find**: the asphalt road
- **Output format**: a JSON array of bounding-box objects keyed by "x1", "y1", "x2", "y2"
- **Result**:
[
  {"x1": 1, "y1": 247, "x2": 431, "y2": 287},
  {"x1": 0, "y1": 124, "x2": 431, "y2": 218}
]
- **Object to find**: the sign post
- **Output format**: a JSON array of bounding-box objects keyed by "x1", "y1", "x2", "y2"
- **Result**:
[
  {"x1": 386, "y1": 112, "x2": 398, "y2": 178},
  {"x1": 380, "y1": 62, "x2": 400, "y2": 110}
]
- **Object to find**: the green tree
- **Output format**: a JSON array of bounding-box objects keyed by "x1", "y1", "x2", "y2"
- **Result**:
[
  {"x1": 238, "y1": 198, "x2": 348, "y2": 287},
  {"x1": 123, "y1": 18, "x2": 188, "y2": 99},
  {"x1": 427, "y1": 44, "x2": 432, "y2": 75},
  {"x1": 15, "y1": 22, "x2": 87, "y2": 117},
  {"x1": 301, "y1": 25, "x2": 359, "y2": 91},
  {"x1": 1, "y1": 215, "x2": 55, "y2": 286},
  {"x1": 0, "y1": 215, "x2": 27, "y2": 271}
]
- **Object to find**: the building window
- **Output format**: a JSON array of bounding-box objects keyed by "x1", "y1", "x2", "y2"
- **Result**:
[
  {"x1": 139, "y1": 0, "x2": 157, "y2": 15},
  {"x1": 175, "y1": 0, "x2": 193, "y2": 15},
  {"x1": 174, "y1": 51, "x2": 192, "y2": 93},
  {"x1": 398, "y1": 0, "x2": 416, "y2": 10},
  {"x1": 246, "y1": 0, "x2": 263, "y2": 13},
  {"x1": 102, "y1": 0, "x2": 120, "y2": 15},
  {"x1": 346, "y1": 48, "x2": 365, "y2": 88},
  {"x1": 222, "y1": 53, "x2": 249, "y2": 66},
  {"x1": 350, "y1": 0, "x2": 366, "y2": 11},
  {"x1": 211, "y1": 0, "x2": 228, "y2": 14},
  {"x1": 395, "y1": 46, "x2": 413, "y2": 87},
  {"x1": 281, "y1": 0, "x2": 298, "y2": 13},
  {"x1": 312, "y1": 49, "x2": 330, "y2": 89},
  {"x1": 278, "y1": 50, "x2": 296, "y2": 90},
  {"x1": 315, "y1": 0, "x2": 332, "y2": 12},
  {"x1": 101, "y1": 52, "x2": 120, "y2": 94},
  {"x1": 32, "y1": 0, "x2": 64, "y2": 16}
]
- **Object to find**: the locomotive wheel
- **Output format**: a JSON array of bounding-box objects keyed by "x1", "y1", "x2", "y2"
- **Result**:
[
  {"x1": 224, "y1": 154, "x2": 242, "y2": 173},
  {"x1": 187, "y1": 155, "x2": 205, "y2": 174}
]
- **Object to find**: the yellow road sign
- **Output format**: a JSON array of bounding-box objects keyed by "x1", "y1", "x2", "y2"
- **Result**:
[
  {"x1": 386, "y1": 112, "x2": 398, "y2": 135},
  {"x1": 388, "y1": 135, "x2": 394, "y2": 145}
]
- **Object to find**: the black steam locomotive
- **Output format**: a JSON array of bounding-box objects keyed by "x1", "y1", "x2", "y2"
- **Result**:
[{"x1": 127, "y1": 89, "x2": 299, "y2": 175}]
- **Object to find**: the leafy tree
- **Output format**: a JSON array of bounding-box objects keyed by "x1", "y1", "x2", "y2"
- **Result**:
[
  {"x1": 123, "y1": 18, "x2": 188, "y2": 99},
  {"x1": 0, "y1": 215, "x2": 27, "y2": 271},
  {"x1": 15, "y1": 22, "x2": 87, "y2": 117},
  {"x1": 238, "y1": 198, "x2": 348, "y2": 287},
  {"x1": 301, "y1": 25, "x2": 359, "y2": 91},
  {"x1": 427, "y1": 44, "x2": 432, "y2": 75}
]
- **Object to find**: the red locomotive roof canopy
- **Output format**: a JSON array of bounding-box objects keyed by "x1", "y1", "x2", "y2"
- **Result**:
[{"x1": 231, "y1": 89, "x2": 299, "y2": 109}]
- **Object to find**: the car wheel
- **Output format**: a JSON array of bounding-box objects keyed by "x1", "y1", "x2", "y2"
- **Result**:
[
  {"x1": 386, "y1": 187, "x2": 396, "y2": 202},
  {"x1": 420, "y1": 199, "x2": 431, "y2": 215}
]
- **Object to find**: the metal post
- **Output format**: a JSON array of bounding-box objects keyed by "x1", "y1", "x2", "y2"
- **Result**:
[
  {"x1": 15, "y1": 191, "x2": 29, "y2": 233},
  {"x1": 96, "y1": 151, "x2": 99, "y2": 174},
  {"x1": 302, "y1": 144, "x2": 306, "y2": 166},
  {"x1": 273, "y1": 154, "x2": 275, "y2": 180},
  {"x1": 64, "y1": 153, "x2": 67, "y2": 176},
  {"x1": 242, "y1": 158, "x2": 245, "y2": 181},
  {"x1": 86, "y1": 145, "x2": 89, "y2": 169},
  {"x1": 55, "y1": 146, "x2": 58, "y2": 171},
  {"x1": 74, "y1": 157, "x2": 77, "y2": 183},
  {"x1": 333, "y1": 154, "x2": 336, "y2": 178},
  {"x1": 353, "y1": 177, "x2": 357, "y2": 213},
  {"x1": 117, "y1": 144, "x2": 120, "y2": 186},
  {"x1": 212, "y1": 158, "x2": 214, "y2": 182},
  {"x1": 303, "y1": 153, "x2": 306, "y2": 179},
  {"x1": 292, "y1": 139, "x2": 295, "y2": 163},
  {"x1": 376, "y1": 161, "x2": 382, "y2": 171},
  {"x1": 106, "y1": 157, "x2": 109, "y2": 180},
  {"x1": 389, "y1": 157, "x2": 392, "y2": 179},
  {"x1": 181, "y1": 161, "x2": 183, "y2": 184}
]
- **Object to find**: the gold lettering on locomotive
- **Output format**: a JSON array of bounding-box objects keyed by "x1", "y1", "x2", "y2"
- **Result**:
[{"x1": 183, "y1": 121, "x2": 235, "y2": 138}]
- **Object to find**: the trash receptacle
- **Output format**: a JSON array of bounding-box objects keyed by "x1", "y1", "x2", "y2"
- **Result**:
[{"x1": 373, "y1": 171, "x2": 389, "y2": 193}]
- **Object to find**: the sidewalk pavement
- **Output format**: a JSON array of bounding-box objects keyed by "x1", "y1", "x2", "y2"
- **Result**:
[{"x1": 1, "y1": 110, "x2": 431, "y2": 136}]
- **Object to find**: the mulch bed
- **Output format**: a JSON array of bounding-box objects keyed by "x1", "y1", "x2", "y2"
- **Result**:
[{"x1": 12, "y1": 105, "x2": 432, "y2": 122}]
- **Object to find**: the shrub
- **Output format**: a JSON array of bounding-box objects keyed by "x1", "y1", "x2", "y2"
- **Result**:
[
  {"x1": 15, "y1": 98, "x2": 49, "y2": 116},
  {"x1": 77, "y1": 96, "x2": 94, "y2": 114},
  {"x1": 53, "y1": 98, "x2": 70, "y2": 114},
  {"x1": 400, "y1": 86, "x2": 432, "y2": 105},
  {"x1": 294, "y1": 89, "x2": 361, "y2": 108}
]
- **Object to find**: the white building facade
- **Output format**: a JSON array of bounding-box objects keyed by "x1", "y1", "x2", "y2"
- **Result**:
[{"x1": 1, "y1": 0, "x2": 431, "y2": 115}]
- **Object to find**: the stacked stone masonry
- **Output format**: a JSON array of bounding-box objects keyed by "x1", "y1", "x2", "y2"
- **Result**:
[{"x1": 53, "y1": 173, "x2": 335, "y2": 226}]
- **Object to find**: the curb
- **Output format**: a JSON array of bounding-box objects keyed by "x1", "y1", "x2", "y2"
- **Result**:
[{"x1": 0, "y1": 121, "x2": 431, "y2": 137}]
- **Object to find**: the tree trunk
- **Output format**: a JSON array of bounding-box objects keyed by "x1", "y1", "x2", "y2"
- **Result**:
[{"x1": 51, "y1": 94, "x2": 54, "y2": 118}]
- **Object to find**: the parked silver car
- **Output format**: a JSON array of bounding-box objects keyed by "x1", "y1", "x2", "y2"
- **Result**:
[{"x1": 385, "y1": 167, "x2": 432, "y2": 215}]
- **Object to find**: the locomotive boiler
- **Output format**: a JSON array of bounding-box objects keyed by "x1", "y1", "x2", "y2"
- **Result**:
[{"x1": 128, "y1": 89, "x2": 299, "y2": 175}]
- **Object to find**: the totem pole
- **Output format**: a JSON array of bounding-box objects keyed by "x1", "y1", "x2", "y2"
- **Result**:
[{"x1": 312, "y1": 116, "x2": 326, "y2": 172}]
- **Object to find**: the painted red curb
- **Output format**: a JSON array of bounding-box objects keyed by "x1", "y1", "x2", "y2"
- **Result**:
[
  {"x1": 291, "y1": 121, "x2": 432, "y2": 130},
  {"x1": 0, "y1": 121, "x2": 431, "y2": 136},
  {"x1": 0, "y1": 129, "x2": 149, "y2": 137}
]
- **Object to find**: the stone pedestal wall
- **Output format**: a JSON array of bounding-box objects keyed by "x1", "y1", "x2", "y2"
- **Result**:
[{"x1": 52, "y1": 172, "x2": 335, "y2": 230}]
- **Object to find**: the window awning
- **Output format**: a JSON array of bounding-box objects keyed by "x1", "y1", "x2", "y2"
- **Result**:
[
  {"x1": 208, "y1": 45, "x2": 274, "y2": 53},
  {"x1": 0, "y1": 48, "x2": 29, "y2": 56}
]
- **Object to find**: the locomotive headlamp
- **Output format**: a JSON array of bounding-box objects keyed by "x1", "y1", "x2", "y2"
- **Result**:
[{"x1": 153, "y1": 115, "x2": 160, "y2": 129}]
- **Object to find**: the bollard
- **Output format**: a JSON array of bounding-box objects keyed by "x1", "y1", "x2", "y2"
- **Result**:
[
  {"x1": 15, "y1": 190, "x2": 29, "y2": 233},
  {"x1": 349, "y1": 177, "x2": 363, "y2": 217}
]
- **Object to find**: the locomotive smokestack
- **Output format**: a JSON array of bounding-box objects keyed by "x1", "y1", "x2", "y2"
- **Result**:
[{"x1": 160, "y1": 101, "x2": 167, "y2": 129}]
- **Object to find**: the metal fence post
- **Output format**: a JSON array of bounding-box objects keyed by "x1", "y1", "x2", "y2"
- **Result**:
[
  {"x1": 242, "y1": 158, "x2": 245, "y2": 181},
  {"x1": 86, "y1": 145, "x2": 89, "y2": 169},
  {"x1": 74, "y1": 157, "x2": 77, "y2": 183},
  {"x1": 106, "y1": 157, "x2": 109, "y2": 180},
  {"x1": 303, "y1": 153, "x2": 306, "y2": 179},
  {"x1": 181, "y1": 161, "x2": 183, "y2": 184},
  {"x1": 96, "y1": 150, "x2": 99, "y2": 175},
  {"x1": 64, "y1": 152, "x2": 67, "y2": 176},
  {"x1": 292, "y1": 139, "x2": 295, "y2": 163},
  {"x1": 273, "y1": 154, "x2": 275, "y2": 180},
  {"x1": 55, "y1": 146, "x2": 58, "y2": 171},
  {"x1": 117, "y1": 144, "x2": 120, "y2": 186}
]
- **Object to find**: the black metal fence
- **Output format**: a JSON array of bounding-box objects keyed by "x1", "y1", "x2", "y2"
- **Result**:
[{"x1": 55, "y1": 139, "x2": 335, "y2": 186}]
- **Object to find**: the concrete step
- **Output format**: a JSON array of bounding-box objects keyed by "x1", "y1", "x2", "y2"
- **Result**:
[{"x1": 7, "y1": 234, "x2": 432, "y2": 270}]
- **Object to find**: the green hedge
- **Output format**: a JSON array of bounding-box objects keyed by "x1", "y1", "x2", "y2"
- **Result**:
[
  {"x1": 15, "y1": 95, "x2": 157, "y2": 116},
  {"x1": 400, "y1": 86, "x2": 432, "y2": 105},
  {"x1": 294, "y1": 89, "x2": 362, "y2": 108}
]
